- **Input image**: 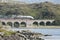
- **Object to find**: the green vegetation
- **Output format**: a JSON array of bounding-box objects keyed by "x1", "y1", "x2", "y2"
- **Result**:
[
  {"x1": 0, "y1": 2, "x2": 60, "y2": 19},
  {"x1": 0, "y1": 29, "x2": 15, "y2": 36}
]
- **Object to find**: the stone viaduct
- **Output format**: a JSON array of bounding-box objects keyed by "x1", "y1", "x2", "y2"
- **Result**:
[{"x1": 0, "y1": 18, "x2": 55, "y2": 28}]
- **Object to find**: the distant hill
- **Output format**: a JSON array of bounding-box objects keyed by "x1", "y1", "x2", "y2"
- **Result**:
[{"x1": 0, "y1": 2, "x2": 60, "y2": 20}]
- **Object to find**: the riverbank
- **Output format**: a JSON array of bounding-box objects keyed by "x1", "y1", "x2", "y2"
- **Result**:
[
  {"x1": 0, "y1": 28, "x2": 60, "y2": 40},
  {"x1": 18, "y1": 26, "x2": 60, "y2": 29},
  {"x1": 0, "y1": 28, "x2": 45, "y2": 40}
]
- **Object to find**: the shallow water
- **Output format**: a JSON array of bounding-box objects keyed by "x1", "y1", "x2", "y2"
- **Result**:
[{"x1": 44, "y1": 36, "x2": 60, "y2": 40}]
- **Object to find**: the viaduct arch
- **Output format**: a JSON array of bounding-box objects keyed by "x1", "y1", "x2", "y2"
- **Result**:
[{"x1": 0, "y1": 19, "x2": 55, "y2": 28}]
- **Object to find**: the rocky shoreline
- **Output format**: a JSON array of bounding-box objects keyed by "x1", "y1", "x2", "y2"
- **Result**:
[{"x1": 0, "y1": 30, "x2": 44, "y2": 40}]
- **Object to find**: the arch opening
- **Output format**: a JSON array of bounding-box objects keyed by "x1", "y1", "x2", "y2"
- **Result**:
[
  {"x1": 7, "y1": 22, "x2": 12, "y2": 27},
  {"x1": 2, "y1": 22, "x2": 6, "y2": 25},
  {"x1": 20, "y1": 22, "x2": 26, "y2": 27},
  {"x1": 14, "y1": 22, "x2": 19, "y2": 28},
  {"x1": 33, "y1": 21, "x2": 38, "y2": 26},
  {"x1": 39, "y1": 22, "x2": 45, "y2": 26},
  {"x1": 52, "y1": 21, "x2": 55, "y2": 25},
  {"x1": 52, "y1": 21, "x2": 58, "y2": 26},
  {"x1": 46, "y1": 21, "x2": 51, "y2": 26}
]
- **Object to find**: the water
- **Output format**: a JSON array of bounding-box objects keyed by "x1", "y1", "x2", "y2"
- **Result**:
[
  {"x1": 9, "y1": 28, "x2": 60, "y2": 40},
  {"x1": 42, "y1": 36, "x2": 60, "y2": 40}
]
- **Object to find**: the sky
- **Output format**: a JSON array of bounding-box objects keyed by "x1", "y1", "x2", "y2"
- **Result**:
[{"x1": 15, "y1": 0, "x2": 60, "y2": 4}]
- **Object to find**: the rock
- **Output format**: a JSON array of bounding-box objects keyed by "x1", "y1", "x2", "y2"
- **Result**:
[{"x1": 0, "y1": 30, "x2": 44, "y2": 40}]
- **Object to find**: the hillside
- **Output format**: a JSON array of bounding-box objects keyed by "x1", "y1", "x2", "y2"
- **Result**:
[
  {"x1": 0, "y1": 2, "x2": 60, "y2": 20},
  {"x1": 28, "y1": 2, "x2": 60, "y2": 19}
]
